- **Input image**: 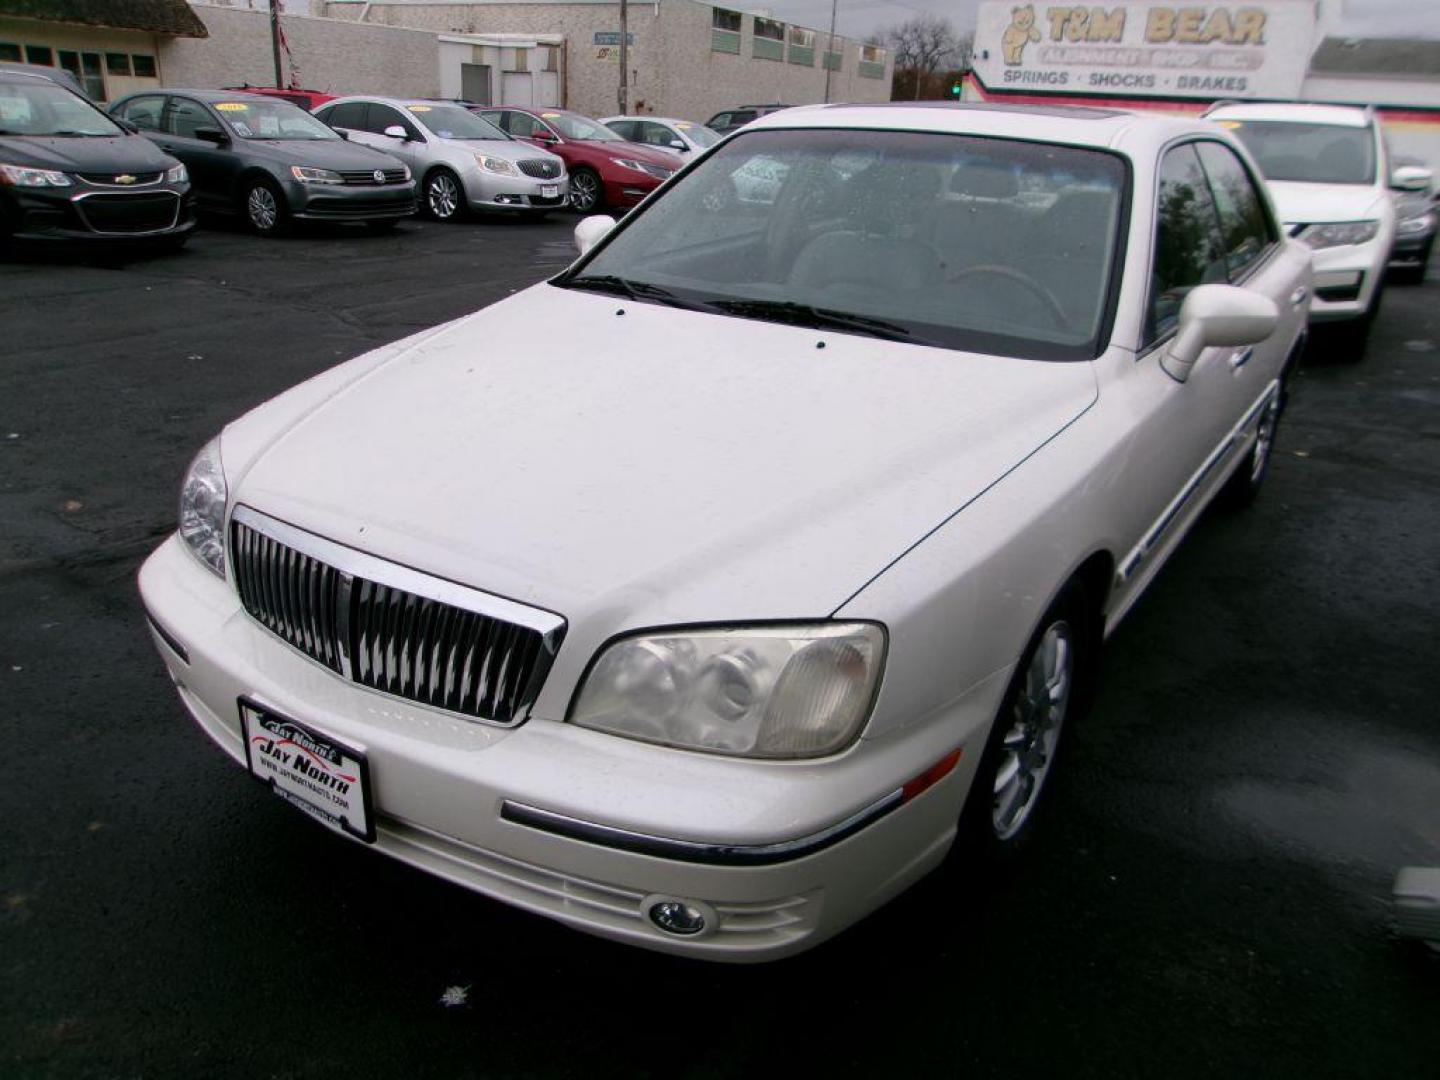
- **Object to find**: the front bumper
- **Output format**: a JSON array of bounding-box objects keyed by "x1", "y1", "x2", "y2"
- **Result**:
[
  {"x1": 462, "y1": 168, "x2": 569, "y2": 212},
  {"x1": 602, "y1": 171, "x2": 666, "y2": 209},
  {"x1": 287, "y1": 179, "x2": 417, "y2": 222},
  {"x1": 1, "y1": 181, "x2": 195, "y2": 241},
  {"x1": 1302, "y1": 232, "x2": 1390, "y2": 322},
  {"x1": 1388, "y1": 226, "x2": 1435, "y2": 268},
  {"x1": 138, "y1": 533, "x2": 982, "y2": 961}
]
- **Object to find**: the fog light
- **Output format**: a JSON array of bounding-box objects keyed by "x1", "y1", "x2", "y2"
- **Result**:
[{"x1": 645, "y1": 897, "x2": 709, "y2": 936}]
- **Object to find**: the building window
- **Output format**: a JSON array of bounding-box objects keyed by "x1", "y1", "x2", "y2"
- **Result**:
[
  {"x1": 0, "y1": 42, "x2": 20, "y2": 63},
  {"x1": 25, "y1": 44, "x2": 53, "y2": 66},
  {"x1": 787, "y1": 26, "x2": 815, "y2": 66},
  {"x1": 132, "y1": 54, "x2": 157, "y2": 78},
  {"x1": 859, "y1": 43, "x2": 886, "y2": 79},
  {"x1": 753, "y1": 16, "x2": 784, "y2": 60},
  {"x1": 511, "y1": 47, "x2": 529, "y2": 72},
  {"x1": 106, "y1": 52, "x2": 132, "y2": 76},
  {"x1": 542, "y1": 45, "x2": 558, "y2": 72},
  {"x1": 822, "y1": 49, "x2": 843, "y2": 72},
  {"x1": 711, "y1": 8, "x2": 741, "y2": 54}
]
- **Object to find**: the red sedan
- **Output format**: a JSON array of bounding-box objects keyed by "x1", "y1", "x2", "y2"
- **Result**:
[{"x1": 473, "y1": 106, "x2": 682, "y2": 213}]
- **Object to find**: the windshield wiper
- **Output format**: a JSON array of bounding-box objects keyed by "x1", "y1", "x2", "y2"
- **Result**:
[
  {"x1": 706, "y1": 299, "x2": 921, "y2": 343},
  {"x1": 561, "y1": 274, "x2": 707, "y2": 311}
]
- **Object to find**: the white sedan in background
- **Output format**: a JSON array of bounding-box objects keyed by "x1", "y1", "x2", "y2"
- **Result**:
[
  {"x1": 140, "y1": 103, "x2": 1310, "y2": 962},
  {"x1": 600, "y1": 115, "x2": 722, "y2": 156}
]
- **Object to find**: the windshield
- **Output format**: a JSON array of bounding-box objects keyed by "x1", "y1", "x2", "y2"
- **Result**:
[
  {"x1": 0, "y1": 79, "x2": 121, "y2": 136},
  {"x1": 547, "y1": 112, "x2": 621, "y2": 141},
  {"x1": 409, "y1": 104, "x2": 509, "y2": 140},
  {"x1": 561, "y1": 128, "x2": 1127, "y2": 361},
  {"x1": 677, "y1": 122, "x2": 721, "y2": 148},
  {"x1": 1225, "y1": 120, "x2": 1375, "y2": 185},
  {"x1": 214, "y1": 98, "x2": 338, "y2": 141}
]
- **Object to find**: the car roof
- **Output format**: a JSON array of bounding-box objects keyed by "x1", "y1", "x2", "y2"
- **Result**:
[
  {"x1": 599, "y1": 115, "x2": 696, "y2": 126},
  {"x1": 744, "y1": 101, "x2": 1206, "y2": 156},
  {"x1": 1206, "y1": 102, "x2": 1371, "y2": 127},
  {"x1": 162, "y1": 89, "x2": 274, "y2": 104}
]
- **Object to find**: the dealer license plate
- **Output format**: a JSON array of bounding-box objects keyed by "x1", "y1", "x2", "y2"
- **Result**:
[
  {"x1": 240, "y1": 700, "x2": 374, "y2": 842},
  {"x1": 541, "y1": 183, "x2": 559, "y2": 198}
]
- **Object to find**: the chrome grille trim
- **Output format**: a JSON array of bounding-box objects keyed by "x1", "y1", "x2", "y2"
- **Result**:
[
  {"x1": 339, "y1": 168, "x2": 408, "y2": 185},
  {"x1": 230, "y1": 505, "x2": 565, "y2": 726},
  {"x1": 516, "y1": 159, "x2": 561, "y2": 179}
]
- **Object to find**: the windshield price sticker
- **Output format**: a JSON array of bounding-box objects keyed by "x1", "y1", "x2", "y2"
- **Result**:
[
  {"x1": 408, "y1": 105, "x2": 432, "y2": 112},
  {"x1": 215, "y1": 103, "x2": 248, "y2": 112},
  {"x1": 241, "y1": 701, "x2": 374, "y2": 842}
]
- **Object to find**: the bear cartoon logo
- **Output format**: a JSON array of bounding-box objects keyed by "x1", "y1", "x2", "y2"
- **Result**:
[{"x1": 1002, "y1": 4, "x2": 1041, "y2": 66}]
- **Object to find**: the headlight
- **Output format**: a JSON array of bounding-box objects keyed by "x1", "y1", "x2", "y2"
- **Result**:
[
  {"x1": 290, "y1": 165, "x2": 344, "y2": 185},
  {"x1": 1299, "y1": 220, "x2": 1380, "y2": 249},
  {"x1": 475, "y1": 154, "x2": 518, "y2": 176},
  {"x1": 609, "y1": 157, "x2": 650, "y2": 175},
  {"x1": 165, "y1": 163, "x2": 188, "y2": 184},
  {"x1": 1396, "y1": 213, "x2": 1434, "y2": 236},
  {"x1": 570, "y1": 623, "x2": 886, "y2": 759},
  {"x1": 179, "y1": 437, "x2": 227, "y2": 578},
  {"x1": 0, "y1": 163, "x2": 71, "y2": 187}
]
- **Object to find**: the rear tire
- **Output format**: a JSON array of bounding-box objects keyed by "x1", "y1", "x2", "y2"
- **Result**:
[
  {"x1": 958, "y1": 579, "x2": 1096, "y2": 861},
  {"x1": 569, "y1": 168, "x2": 602, "y2": 214},
  {"x1": 422, "y1": 169, "x2": 464, "y2": 222},
  {"x1": 241, "y1": 177, "x2": 287, "y2": 237}
]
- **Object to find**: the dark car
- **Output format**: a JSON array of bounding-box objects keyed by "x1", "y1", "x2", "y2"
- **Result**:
[
  {"x1": 0, "y1": 72, "x2": 194, "y2": 247},
  {"x1": 109, "y1": 89, "x2": 415, "y2": 235},
  {"x1": 704, "y1": 104, "x2": 790, "y2": 135},
  {"x1": 0, "y1": 62, "x2": 87, "y2": 98},
  {"x1": 1389, "y1": 155, "x2": 1436, "y2": 285},
  {"x1": 474, "y1": 105, "x2": 681, "y2": 214}
]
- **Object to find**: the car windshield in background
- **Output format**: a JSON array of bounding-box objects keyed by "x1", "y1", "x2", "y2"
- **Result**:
[
  {"x1": 409, "y1": 104, "x2": 508, "y2": 140},
  {"x1": 562, "y1": 128, "x2": 1127, "y2": 361},
  {"x1": 214, "y1": 99, "x2": 338, "y2": 141},
  {"x1": 548, "y1": 112, "x2": 621, "y2": 141},
  {"x1": 0, "y1": 80, "x2": 121, "y2": 136},
  {"x1": 1225, "y1": 120, "x2": 1375, "y2": 185},
  {"x1": 677, "y1": 121, "x2": 721, "y2": 148}
]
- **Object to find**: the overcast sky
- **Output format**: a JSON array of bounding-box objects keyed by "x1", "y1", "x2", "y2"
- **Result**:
[{"x1": 758, "y1": 0, "x2": 1440, "y2": 45}]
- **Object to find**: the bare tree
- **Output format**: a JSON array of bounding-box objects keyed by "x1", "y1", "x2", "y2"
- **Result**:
[{"x1": 881, "y1": 14, "x2": 961, "y2": 99}]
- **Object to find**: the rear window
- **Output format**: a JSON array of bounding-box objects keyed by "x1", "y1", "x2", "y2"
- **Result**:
[{"x1": 1222, "y1": 120, "x2": 1375, "y2": 185}]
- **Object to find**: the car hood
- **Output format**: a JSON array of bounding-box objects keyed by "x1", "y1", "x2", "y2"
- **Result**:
[
  {"x1": 588, "y1": 139, "x2": 682, "y2": 169},
  {"x1": 239, "y1": 138, "x2": 402, "y2": 169},
  {"x1": 231, "y1": 285, "x2": 1097, "y2": 633},
  {"x1": 442, "y1": 137, "x2": 560, "y2": 164},
  {"x1": 0, "y1": 133, "x2": 176, "y2": 172},
  {"x1": 1265, "y1": 180, "x2": 1389, "y2": 226}
]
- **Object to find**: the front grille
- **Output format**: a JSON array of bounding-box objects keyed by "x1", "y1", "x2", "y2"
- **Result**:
[
  {"x1": 230, "y1": 508, "x2": 564, "y2": 725},
  {"x1": 77, "y1": 171, "x2": 163, "y2": 187},
  {"x1": 74, "y1": 192, "x2": 180, "y2": 234},
  {"x1": 339, "y1": 168, "x2": 408, "y2": 185},
  {"x1": 516, "y1": 159, "x2": 561, "y2": 180}
]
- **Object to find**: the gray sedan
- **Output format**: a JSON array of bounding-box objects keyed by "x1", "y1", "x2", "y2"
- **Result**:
[{"x1": 316, "y1": 97, "x2": 568, "y2": 220}]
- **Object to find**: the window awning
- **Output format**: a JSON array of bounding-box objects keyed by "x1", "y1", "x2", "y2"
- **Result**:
[{"x1": 0, "y1": 0, "x2": 210, "y2": 39}]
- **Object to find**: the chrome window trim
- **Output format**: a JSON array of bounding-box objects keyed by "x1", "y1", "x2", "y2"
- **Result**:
[
  {"x1": 231, "y1": 504, "x2": 566, "y2": 645},
  {"x1": 500, "y1": 788, "x2": 903, "y2": 866}
]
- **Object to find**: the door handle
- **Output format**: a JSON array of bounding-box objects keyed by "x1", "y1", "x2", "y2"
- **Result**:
[
  {"x1": 1289, "y1": 285, "x2": 1309, "y2": 307},
  {"x1": 1229, "y1": 347, "x2": 1254, "y2": 370}
]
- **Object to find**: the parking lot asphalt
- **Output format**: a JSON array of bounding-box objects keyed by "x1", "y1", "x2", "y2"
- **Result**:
[{"x1": 2, "y1": 218, "x2": 1437, "y2": 1079}]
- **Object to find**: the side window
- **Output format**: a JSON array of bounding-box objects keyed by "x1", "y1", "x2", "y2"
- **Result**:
[
  {"x1": 1195, "y1": 142, "x2": 1273, "y2": 280},
  {"x1": 367, "y1": 104, "x2": 418, "y2": 139},
  {"x1": 607, "y1": 120, "x2": 636, "y2": 141},
  {"x1": 731, "y1": 110, "x2": 757, "y2": 127},
  {"x1": 322, "y1": 101, "x2": 367, "y2": 130},
  {"x1": 709, "y1": 113, "x2": 731, "y2": 130},
  {"x1": 166, "y1": 97, "x2": 214, "y2": 140},
  {"x1": 480, "y1": 109, "x2": 510, "y2": 133},
  {"x1": 641, "y1": 122, "x2": 675, "y2": 147},
  {"x1": 116, "y1": 94, "x2": 165, "y2": 131},
  {"x1": 1148, "y1": 144, "x2": 1228, "y2": 344},
  {"x1": 507, "y1": 112, "x2": 541, "y2": 138}
]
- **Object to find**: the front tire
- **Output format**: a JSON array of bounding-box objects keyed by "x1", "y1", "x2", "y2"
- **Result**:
[
  {"x1": 422, "y1": 169, "x2": 464, "y2": 222},
  {"x1": 960, "y1": 580, "x2": 1094, "y2": 858},
  {"x1": 1219, "y1": 386, "x2": 1283, "y2": 509},
  {"x1": 241, "y1": 177, "x2": 287, "y2": 236},
  {"x1": 569, "y1": 168, "x2": 602, "y2": 214}
]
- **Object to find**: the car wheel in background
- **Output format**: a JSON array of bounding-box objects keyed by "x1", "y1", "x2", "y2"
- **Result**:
[
  {"x1": 569, "y1": 168, "x2": 602, "y2": 214},
  {"x1": 1220, "y1": 386, "x2": 1284, "y2": 509},
  {"x1": 241, "y1": 177, "x2": 288, "y2": 236},
  {"x1": 1392, "y1": 238, "x2": 1433, "y2": 286},
  {"x1": 422, "y1": 169, "x2": 464, "y2": 222},
  {"x1": 959, "y1": 579, "x2": 1095, "y2": 860}
]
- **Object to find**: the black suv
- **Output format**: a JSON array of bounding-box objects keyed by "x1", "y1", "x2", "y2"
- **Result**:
[
  {"x1": 0, "y1": 71, "x2": 194, "y2": 247},
  {"x1": 704, "y1": 104, "x2": 790, "y2": 135}
]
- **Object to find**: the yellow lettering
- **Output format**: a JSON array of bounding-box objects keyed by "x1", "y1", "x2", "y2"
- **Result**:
[
  {"x1": 1066, "y1": 8, "x2": 1090, "y2": 41},
  {"x1": 1145, "y1": 7, "x2": 1175, "y2": 43},
  {"x1": 1175, "y1": 8, "x2": 1205, "y2": 43},
  {"x1": 1232, "y1": 8, "x2": 1266, "y2": 45},
  {"x1": 1199, "y1": 8, "x2": 1233, "y2": 43},
  {"x1": 1087, "y1": 7, "x2": 1126, "y2": 42},
  {"x1": 1047, "y1": 6, "x2": 1071, "y2": 40}
]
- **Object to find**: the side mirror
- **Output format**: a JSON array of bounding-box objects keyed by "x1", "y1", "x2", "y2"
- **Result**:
[
  {"x1": 573, "y1": 214, "x2": 617, "y2": 256},
  {"x1": 383, "y1": 124, "x2": 409, "y2": 140},
  {"x1": 1391, "y1": 164, "x2": 1433, "y2": 192},
  {"x1": 1161, "y1": 284, "x2": 1278, "y2": 383},
  {"x1": 114, "y1": 117, "x2": 139, "y2": 134},
  {"x1": 533, "y1": 129, "x2": 558, "y2": 144},
  {"x1": 670, "y1": 139, "x2": 688, "y2": 152},
  {"x1": 194, "y1": 126, "x2": 229, "y2": 146},
  {"x1": 336, "y1": 129, "x2": 349, "y2": 141}
]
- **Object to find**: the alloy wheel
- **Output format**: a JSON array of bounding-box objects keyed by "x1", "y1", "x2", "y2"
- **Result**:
[
  {"x1": 993, "y1": 620, "x2": 1073, "y2": 841},
  {"x1": 570, "y1": 172, "x2": 599, "y2": 213},
  {"x1": 428, "y1": 173, "x2": 459, "y2": 220},
  {"x1": 247, "y1": 185, "x2": 278, "y2": 231},
  {"x1": 1251, "y1": 395, "x2": 1281, "y2": 483}
]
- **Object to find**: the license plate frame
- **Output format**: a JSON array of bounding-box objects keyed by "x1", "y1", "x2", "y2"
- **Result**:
[
  {"x1": 541, "y1": 183, "x2": 559, "y2": 198},
  {"x1": 240, "y1": 699, "x2": 375, "y2": 843}
]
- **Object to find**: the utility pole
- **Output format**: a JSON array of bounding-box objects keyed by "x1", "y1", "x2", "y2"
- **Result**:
[
  {"x1": 269, "y1": 0, "x2": 284, "y2": 88},
  {"x1": 823, "y1": 0, "x2": 837, "y2": 104},
  {"x1": 618, "y1": 0, "x2": 629, "y2": 114}
]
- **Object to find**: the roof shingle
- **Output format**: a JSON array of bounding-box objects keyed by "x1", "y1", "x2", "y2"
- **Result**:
[{"x1": 0, "y1": 0, "x2": 209, "y2": 38}]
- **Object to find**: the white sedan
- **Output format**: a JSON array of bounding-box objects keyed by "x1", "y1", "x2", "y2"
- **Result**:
[{"x1": 140, "y1": 103, "x2": 1310, "y2": 962}]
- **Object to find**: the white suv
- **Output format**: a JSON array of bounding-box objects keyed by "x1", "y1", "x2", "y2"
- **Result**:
[{"x1": 1207, "y1": 102, "x2": 1395, "y2": 354}]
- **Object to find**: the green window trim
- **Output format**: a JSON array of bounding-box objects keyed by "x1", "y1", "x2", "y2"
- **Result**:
[
  {"x1": 822, "y1": 50, "x2": 842, "y2": 71},
  {"x1": 787, "y1": 45, "x2": 814, "y2": 66},
  {"x1": 753, "y1": 37, "x2": 783, "y2": 61},
  {"x1": 711, "y1": 28, "x2": 740, "y2": 54},
  {"x1": 858, "y1": 60, "x2": 885, "y2": 79}
]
